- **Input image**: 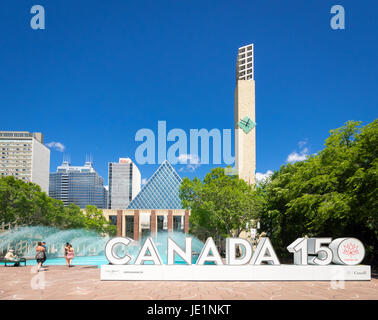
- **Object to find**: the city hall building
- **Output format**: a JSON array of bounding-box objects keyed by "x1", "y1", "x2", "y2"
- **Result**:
[{"x1": 102, "y1": 160, "x2": 189, "y2": 240}]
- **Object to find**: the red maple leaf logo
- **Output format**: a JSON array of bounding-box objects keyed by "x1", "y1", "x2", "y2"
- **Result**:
[{"x1": 343, "y1": 243, "x2": 359, "y2": 257}]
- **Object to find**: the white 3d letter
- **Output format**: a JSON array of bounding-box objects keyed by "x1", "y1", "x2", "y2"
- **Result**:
[
  {"x1": 167, "y1": 237, "x2": 192, "y2": 265},
  {"x1": 250, "y1": 238, "x2": 280, "y2": 265},
  {"x1": 226, "y1": 238, "x2": 253, "y2": 265},
  {"x1": 196, "y1": 237, "x2": 223, "y2": 265},
  {"x1": 105, "y1": 237, "x2": 132, "y2": 265},
  {"x1": 135, "y1": 237, "x2": 162, "y2": 265}
]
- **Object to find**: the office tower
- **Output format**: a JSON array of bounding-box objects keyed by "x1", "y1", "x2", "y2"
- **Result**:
[
  {"x1": 234, "y1": 43, "x2": 256, "y2": 185},
  {"x1": 49, "y1": 160, "x2": 107, "y2": 208},
  {"x1": 0, "y1": 131, "x2": 50, "y2": 192},
  {"x1": 108, "y1": 158, "x2": 141, "y2": 209}
]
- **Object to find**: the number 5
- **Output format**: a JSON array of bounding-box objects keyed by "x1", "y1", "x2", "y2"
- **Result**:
[{"x1": 307, "y1": 238, "x2": 333, "y2": 265}]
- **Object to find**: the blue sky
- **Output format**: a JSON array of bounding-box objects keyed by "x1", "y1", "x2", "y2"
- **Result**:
[{"x1": 0, "y1": 0, "x2": 377, "y2": 185}]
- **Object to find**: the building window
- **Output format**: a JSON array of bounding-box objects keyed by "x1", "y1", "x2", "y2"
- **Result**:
[
  {"x1": 109, "y1": 215, "x2": 117, "y2": 226},
  {"x1": 157, "y1": 216, "x2": 167, "y2": 232},
  {"x1": 173, "y1": 216, "x2": 183, "y2": 232},
  {"x1": 126, "y1": 216, "x2": 134, "y2": 239}
]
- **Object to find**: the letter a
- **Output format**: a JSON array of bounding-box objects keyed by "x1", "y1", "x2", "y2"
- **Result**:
[
  {"x1": 30, "y1": 5, "x2": 45, "y2": 30},
  {"x1": 330, "y1": 5, "x2": 345, "y2": 30},
  {"x1": 196, "y1": 237, "x2": 223, "y2": 265},
  {"x1": 250, "y1": 238, "x2": 280, "y2": 265},
  {"x1": 135, "y1": 129, "x2": 155, "y2": 164},
  {"x1": 135, "y1": 238, "x2": 163, "y2": 265}
]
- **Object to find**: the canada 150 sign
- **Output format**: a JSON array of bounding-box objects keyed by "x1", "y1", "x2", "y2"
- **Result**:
[{"x1": 100, "y1": 237, "x2": 371, "y2": 281}]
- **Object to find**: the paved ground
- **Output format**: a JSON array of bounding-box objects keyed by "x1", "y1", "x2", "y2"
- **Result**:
[{"x1": 0, "y1": 265, "x2": 377, "y2": 300}]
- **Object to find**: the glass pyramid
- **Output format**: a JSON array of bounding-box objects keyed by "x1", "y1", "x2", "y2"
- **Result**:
[{"x1": 127, "y1": 160, "x2": 183, "y2": 209}]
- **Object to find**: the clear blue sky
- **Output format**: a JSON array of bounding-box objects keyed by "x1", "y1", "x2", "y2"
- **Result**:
[{"x1": 1, "y1": 0, "x2": 377, "y2": 184}]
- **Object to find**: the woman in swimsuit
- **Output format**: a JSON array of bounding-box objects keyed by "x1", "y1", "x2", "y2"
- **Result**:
[
  {"x1": 66, "y1": 244, "x2": 75, "y2": 267},
  {"x1": 64, "y1": 243, "x2": 70, "y2": 266}
]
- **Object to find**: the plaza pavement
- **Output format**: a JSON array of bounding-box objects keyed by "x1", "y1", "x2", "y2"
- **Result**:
[{"x1": 0, "y1": 265, "x2": 377, "y2": 300}]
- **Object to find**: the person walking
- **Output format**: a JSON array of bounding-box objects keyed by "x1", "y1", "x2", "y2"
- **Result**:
[
  {"x1": 41, "y1": 241, "x2": 47, "y2": 266},
  {"x1": 66, "y1": 244, "x2": 75, "y2": 267},
  {"x1": 35, "y1": 242, "x2": 46, "y2": 272},
  {"x1": 64, "y1": 243, "x2": 70, "y2": 266}
]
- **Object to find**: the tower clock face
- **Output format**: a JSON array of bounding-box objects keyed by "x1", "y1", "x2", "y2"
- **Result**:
[{"x1": 238, "y1": 116, "x2": 255, "y2": 134}]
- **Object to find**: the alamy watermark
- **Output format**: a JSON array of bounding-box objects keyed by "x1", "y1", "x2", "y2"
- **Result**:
[
  {"x1": 30, "y1": 5, "x2": 45, "y2": 30},
  {"x1": 330, "y1": 5, "x2": 345, "y2": 30},
  {"x1": 134, "y1": 121, "x2": 235, "y2": 166},
  {"x1": 28, "y1": 5, "x2": 345, "y2": 31},
  {"x1": 30, "y1": 266, "x2": 46, "y2": 290}
]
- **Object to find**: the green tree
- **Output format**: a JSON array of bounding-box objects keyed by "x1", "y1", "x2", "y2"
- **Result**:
[
  {"x1": 258, "y1": 120, "x2": 378, "y2": 264},
  {"x1": 180, "y1": 167, "x2": 260, "y2": 241},
  {"x1": 0, "y1": 176, "x2": 116, "y2": 236},
  {"x1": 83, "y1": 205, "x2": 117, "y2": 236}
]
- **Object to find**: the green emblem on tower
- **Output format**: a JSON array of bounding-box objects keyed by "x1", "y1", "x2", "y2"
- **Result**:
[{"x1": 238, "y1": 116, "x2": 255, "y2": 134}]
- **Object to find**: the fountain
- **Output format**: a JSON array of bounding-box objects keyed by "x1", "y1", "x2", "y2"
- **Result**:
[
  {"x1": 0, "y1": 226, "x2": 205, "y2": 266},
  {"x1": 0, "y1": 226, "x2": 108, "y2": 258}
]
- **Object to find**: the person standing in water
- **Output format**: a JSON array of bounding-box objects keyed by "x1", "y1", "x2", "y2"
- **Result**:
[{"x1": 66, "y1": 244, "x2": 75, "y2": 267}]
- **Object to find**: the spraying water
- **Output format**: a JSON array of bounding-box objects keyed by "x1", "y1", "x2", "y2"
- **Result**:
[
  {"x1": 0, "y1": 226, "x2": 108, "y2": 258},
  {"x1": 0, "y1": 226, "x2": 205, "y2": 264}
]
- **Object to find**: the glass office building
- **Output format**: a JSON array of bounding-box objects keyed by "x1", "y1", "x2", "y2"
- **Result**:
[
  {"x1": 49, "y1": 160, "x2": 107, "y2": 209},
  {"x1": 128, "y1": 160, "x2": 183, "y2": 210}
]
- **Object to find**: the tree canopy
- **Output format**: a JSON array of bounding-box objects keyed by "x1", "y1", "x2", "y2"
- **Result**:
[
  {"x1": 179, "y1": 167, "x2": 260, "y2": 241},
  {"x1": 258, "y1": 120, "x2": 377, "y2": 263},
  {"x1": 179, "y1": 120, "x2": 377, "y2": 264},
  {"x1": 0, "y1": 176, "x2": 116, "y2": 236}
]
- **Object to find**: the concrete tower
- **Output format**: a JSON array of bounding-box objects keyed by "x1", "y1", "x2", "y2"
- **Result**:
[{"x1": 234, "y1": 44, "x2": 256, "y2": 185}]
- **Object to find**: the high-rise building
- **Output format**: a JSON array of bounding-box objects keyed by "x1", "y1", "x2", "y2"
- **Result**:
[
  {"x1": 49, "y1": 160, "x2": 107, "y2": 209},
  {"x1": 108, "y1": 158, "x2": 141, "y2": 209},
  {"x1": 234, "y1": 44, "x2": 256, "y2": 184},
  {"x1": 0, "y1": 131, "x2": 50, "y2": 192}
]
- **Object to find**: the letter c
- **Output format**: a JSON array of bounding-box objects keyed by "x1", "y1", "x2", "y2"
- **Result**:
[{"x1": 105, "y1": 237, "x2": 132, "y2": 265}]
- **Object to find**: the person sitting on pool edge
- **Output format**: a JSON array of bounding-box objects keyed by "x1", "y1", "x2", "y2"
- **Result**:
[{"x1": 5, "y1": 249, "x2": 20, "y2": 267}]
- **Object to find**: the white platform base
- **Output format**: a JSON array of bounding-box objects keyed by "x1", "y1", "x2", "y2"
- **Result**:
[{"x1": 100, "y1": 264, "x2": 371, "y2": 281}]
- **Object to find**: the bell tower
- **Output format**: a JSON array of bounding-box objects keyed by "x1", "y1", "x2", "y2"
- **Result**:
[{"x1": 234, "y1": 44, "x2": 256, "y2": 185}]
